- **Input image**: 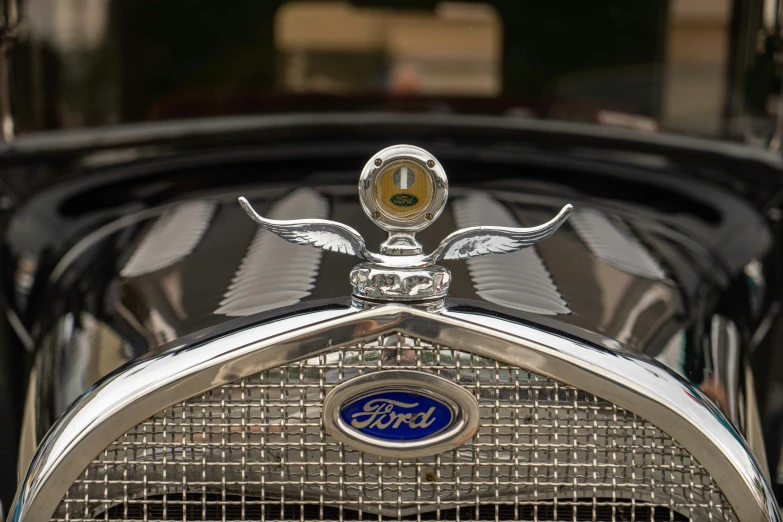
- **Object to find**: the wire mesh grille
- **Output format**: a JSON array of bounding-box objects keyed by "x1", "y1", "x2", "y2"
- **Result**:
[{"x1": 54, "y1": 333, "x2": 737, "y2": 522}]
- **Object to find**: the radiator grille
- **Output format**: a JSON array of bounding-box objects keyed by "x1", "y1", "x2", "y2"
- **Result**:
[{"x1": 53, "y1": 333, "x2": 737, "y2": 522}]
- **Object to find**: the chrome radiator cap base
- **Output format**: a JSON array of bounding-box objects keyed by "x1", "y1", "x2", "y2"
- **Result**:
[{"x1": 350, "y1": 262, "x2": 451, "y2": 302}]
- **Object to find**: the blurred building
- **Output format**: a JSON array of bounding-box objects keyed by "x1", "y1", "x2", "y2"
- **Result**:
[{"x1": 2, "y1": 0, "x2": 779, "y2": 140}]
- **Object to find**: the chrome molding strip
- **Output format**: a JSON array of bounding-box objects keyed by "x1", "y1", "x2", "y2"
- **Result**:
[{"x1": 10, "y1": 304, "x2": 780, "y2": 522}]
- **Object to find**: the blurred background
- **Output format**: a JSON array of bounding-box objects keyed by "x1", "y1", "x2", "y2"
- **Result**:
[{"x1": 1, "y1": 0, "x2": 783, "y2": 142}]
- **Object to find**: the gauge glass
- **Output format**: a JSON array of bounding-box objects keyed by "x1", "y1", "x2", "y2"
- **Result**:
[{"x1": 373, "y1": 161, "x2": 434, "y2": 222}]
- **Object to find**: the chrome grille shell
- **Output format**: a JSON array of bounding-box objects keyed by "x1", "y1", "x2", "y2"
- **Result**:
[
  {"x1": 55, "y1": 333, "x2": 736, "y2": 521},
  {"x1": 11, "y1": 304, "x2": 780, "y2": 522}
]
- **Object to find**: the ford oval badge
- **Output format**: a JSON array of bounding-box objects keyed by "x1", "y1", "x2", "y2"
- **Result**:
[
  {"x1": 340, "y1": 390, "x2": 453, "y2": 441},
  {"x1": 323, "y1": 370, "x2": 479, "y2": 458}
]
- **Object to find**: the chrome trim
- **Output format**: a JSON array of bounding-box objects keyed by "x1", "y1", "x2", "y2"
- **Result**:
[
  {"x1": 322, "y1": 370, "x2": 479, "y2": 458},
  {"x1": 10, "y1": 303, "x2": 780, "y2": 522},
  {"x1": 237, "y1": 196, "x2": 375, "y2": 262},
  {"x1": 16, "y1": 366, "x2": 37, "y2": 484},
  {"x1": 349, "y1": 262, "x2": 452, "y2": 301},
  {"x1": 711, "y1": 315, "x2": 742, "y2": 425}
]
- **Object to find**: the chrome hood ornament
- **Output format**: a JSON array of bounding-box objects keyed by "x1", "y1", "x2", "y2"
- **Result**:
[{"x1": 239, "y1": 144, "x2": 573, "y2": 304}]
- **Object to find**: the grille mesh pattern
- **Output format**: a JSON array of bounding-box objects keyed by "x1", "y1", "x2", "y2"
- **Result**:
[{"x1": 54, "y1": 333, "x2": 736, "y2": 521}]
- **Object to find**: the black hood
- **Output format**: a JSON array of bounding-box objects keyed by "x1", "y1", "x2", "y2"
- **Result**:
[{"x1": 3, "y1": 115, "x2": 778, "y2": 361}]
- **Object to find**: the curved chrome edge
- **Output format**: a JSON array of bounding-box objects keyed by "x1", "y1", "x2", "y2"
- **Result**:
[
  {"x1": 441, "y1": 308, "x2": 780, "y2": 522},
  {"x1": 10, "y1": 303, "x2": 780, "y2": 522},
  {"x1": 322, "y1": 370, "x2": 479, "y2": 458}
]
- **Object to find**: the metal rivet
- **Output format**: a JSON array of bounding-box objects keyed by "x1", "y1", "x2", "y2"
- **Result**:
[
  {"x1": 426, "y1": 213, "x2": 434, "y2": 220},
  {"x1": 374, "y1": 158, "x2": 382, "y2": 167},
  {"x1": 373, "y1": 211, "x2": 381, "y2": 219},
  {"x1": 427, "y1": 159, "x2": 435, "y2": 168}
]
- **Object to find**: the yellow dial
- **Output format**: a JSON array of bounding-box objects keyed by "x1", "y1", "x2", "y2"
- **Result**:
[{"x1": 373, "y1": 161, "x2": 434, "y2": 222}]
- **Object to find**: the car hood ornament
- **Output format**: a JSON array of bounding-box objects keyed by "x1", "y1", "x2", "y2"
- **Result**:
[{"x1": 239, "y1": 144, "x2": 572, "y2": 305}]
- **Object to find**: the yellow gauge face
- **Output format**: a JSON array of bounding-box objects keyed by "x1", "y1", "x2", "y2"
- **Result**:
[{"x1": 373, "y1": 161, "x2": 434, "y2": 222}]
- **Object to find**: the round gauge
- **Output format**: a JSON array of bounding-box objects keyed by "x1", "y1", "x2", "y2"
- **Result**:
[
  {"x1": 358, "y1": 145, "x2": 448, "y2": 233},
  {"x1": 373, "y1": 161, "x2": 434, "y2": 222}
]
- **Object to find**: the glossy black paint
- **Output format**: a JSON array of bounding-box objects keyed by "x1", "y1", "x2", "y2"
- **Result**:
[{"x1": 3, "y1": 114, "x2": 783, "y2": 505}]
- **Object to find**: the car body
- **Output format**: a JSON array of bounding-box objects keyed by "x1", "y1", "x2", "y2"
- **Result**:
[
  {"x1": 0, "y1": 114, "x2": 781, "y2": 521},
  {"x1": 4, "y1": 1, "x2": 783, "y2": 521}
]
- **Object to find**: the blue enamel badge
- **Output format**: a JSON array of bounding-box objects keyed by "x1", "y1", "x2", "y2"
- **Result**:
[
  {"x1": 323, "y1": 370, "x2": 480, "y2": 458},
  {"x1": 339, "y1": 390, "x2": 453, "y2": 441}
]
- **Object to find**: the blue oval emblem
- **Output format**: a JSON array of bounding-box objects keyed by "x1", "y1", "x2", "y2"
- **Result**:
[{"x1": 339, "y1": 390, "x2": 453, "y2": 441}]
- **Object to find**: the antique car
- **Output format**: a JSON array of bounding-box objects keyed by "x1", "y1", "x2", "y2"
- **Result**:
[{"x1": 4, "y1": 1, "x2": 783, "y2": 521}]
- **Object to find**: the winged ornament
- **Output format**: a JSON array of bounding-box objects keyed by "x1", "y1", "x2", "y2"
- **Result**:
[{"x1": 239, "y1": 145, "x2": 572, "y2": 302}]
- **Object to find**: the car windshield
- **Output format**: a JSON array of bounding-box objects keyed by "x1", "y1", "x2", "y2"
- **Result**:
[{"x1": 6, "y1": 0, "x2": 781, "y2": 141}]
